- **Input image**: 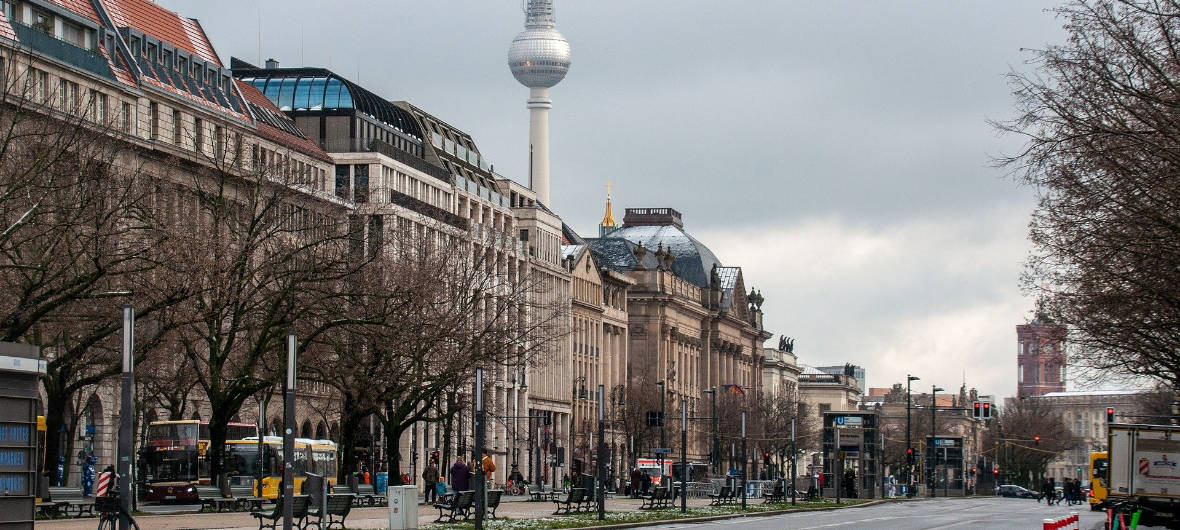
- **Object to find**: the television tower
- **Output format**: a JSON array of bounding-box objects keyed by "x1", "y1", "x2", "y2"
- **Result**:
[{"x1": 508, "y1": 0, "x2": 571, "y2": 206}]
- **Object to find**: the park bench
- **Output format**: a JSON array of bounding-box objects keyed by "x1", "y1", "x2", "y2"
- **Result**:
[
  {"x1": 578, "y1": 487, "x2": 598, "y2": 512},
  {"x1": 708, "y1": 485, "x2": 735, "y2": 506},
  {"x1": 251, "y1": 495, "x2": 309, "y2": 530},
  {"x1": 640, "y1": 487, "x2": 669, "y2": 509},
  {"x1": 551, "y1": 487, "x2": 584, "y2": 515},
  {"x1": 196, "y1": 485, "x2": 235, "y2": 512},
  {"x1": 762, "y1": 481, "x2": 786, "y2": 503},
  {"x1": 306, "y1": 493, "x2": 353, "y2": 530},
  {"x1": 486, "y1": 489, "x2": 503, "y2": 518},
  {"x1": 48, "y1": 487, "x2": 94, "y2": 517},
  {"x1": 230, "y1": 485, "x2": 267, "y2": 512},
  {"x1": 433, "y1": 490, "x2": 473, "y2": 523},
  {"x1": 355, "y1": 483, "x2": 384, "y2": 506}
]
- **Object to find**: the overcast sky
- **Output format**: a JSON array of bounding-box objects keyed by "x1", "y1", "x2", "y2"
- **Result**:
[{"x1": 166, "y1": 0, "x2": 1073, "y2": 399}]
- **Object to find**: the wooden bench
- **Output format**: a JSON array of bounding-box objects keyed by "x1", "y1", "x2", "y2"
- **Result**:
[
  {"x1": 433, "y1": 490, "x2": 473, "y2": 523},
  {"x1": 47, "y1": 487, "x2": 94, "y2": 517},
  {"x1": 196, "y1": 485, "x2": 235, "y2": 512},
  {"x1": 485, "y1": 489, "x2": 503, "y2": 518},
  {"x1": 552, "y1": 487, "x2": 584, "y2": 515},
  {"x1": 230, "y1": 485, "x2": 266, "y2": 512},
  {"x1": 641, "y1": 487, "x2": 675, "y2": 509},
  {"x1": 251, "y1": 495, "x2": 309, "y2": 530},
  {"x1": 578, "y1": 486, "x2": 598, "y2": 512},
  {"x1": 762, "y1": 481, "x2": 786, "y2": 503},
  {"x1": 355, "y1": 484, "x2": 384, "y2": 506},
  {"x1": 708, "y1": 485, "x2": 734, "y2": 506},
  {"x1": 311, "y1": 494, "x2": 353, "y2": 530}
]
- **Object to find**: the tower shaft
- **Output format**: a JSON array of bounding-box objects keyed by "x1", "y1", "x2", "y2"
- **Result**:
[{"x1": 528, "y1": 87, "x2": 552, "y2": 205}]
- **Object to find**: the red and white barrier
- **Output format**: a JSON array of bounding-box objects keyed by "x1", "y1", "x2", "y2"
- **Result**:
[
  {"x1": 95, "y1": 471, "x2": 112, "y2": 497},
  {"x1": 1043, "y1": 512, "x2": 1079, "y2": 530}
]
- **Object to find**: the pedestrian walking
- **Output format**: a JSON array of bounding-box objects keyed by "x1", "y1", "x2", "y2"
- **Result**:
[
  {"x1": 423, "y1": 462, "x2": 439, "y2": 503},
  {"x1": 450, "y1": 458, "x2": 471, "y2": 492}
]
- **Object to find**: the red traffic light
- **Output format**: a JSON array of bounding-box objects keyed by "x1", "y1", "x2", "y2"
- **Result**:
[
  {"x1": 973, "y1": 402, "x2": 981, "y2": 418},
  {"x1": 982, "y1": 402, "x2": 991, "y2": 419},
  {"x1": 1107, "y1": 407, "x2": 1115, "y2": 423},
  {"x1": 906, "y1": 447, "x2": 913, "y2": 455},
  {"x1": 971, "y1": 467, "x2": 977, "y2": 474},
  {"x1": 993, "y1": 468, "x2": 999, "y2": 475},
  {"x1": 1034, "y1": 436, "x2": 1041, "y2": 445},
  {"x1": 764, "y1": 452, "x2": 770, "y2": 458}
]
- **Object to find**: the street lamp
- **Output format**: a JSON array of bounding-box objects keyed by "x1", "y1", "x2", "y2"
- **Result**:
[
  {"x1": 906, "y1": 375, "x2": 919, "y2": 498},
  {"x1": 930, "y1": 385, "x2": 943, "y2": 498},
  {"x1": 702, "y1": 388, "x2": 717, "y2": 475},
  {"x1": 656, "y1": 380, "x2": 666, "y2": 475}
]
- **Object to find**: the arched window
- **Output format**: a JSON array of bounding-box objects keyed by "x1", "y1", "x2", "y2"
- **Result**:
[
  {"x1": 315, "y1": 422, "x2": 326, "y2": 440},
  {"x1": 301, "y1": 421, "x2": 312, "y2": 439}
]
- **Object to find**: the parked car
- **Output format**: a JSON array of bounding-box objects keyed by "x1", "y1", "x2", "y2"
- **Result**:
[{"x1": 997, "y1": 484, "x2": 1038, "y2": 499}]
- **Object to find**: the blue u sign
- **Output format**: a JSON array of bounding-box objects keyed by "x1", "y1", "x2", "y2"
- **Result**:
[{"x1": 835, "y1": 416, "x2": 845, "y2": 426}]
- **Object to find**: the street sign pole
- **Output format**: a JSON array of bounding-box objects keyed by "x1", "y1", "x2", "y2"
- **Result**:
[
  {"x1": 598, "y1": 385, "x2": 605, "y2": 521},
  {"x1": 740, "y1": 411, "x2": 747, "y2": 510},
  {"x1": 283, "y1": 334, "x2": 296, "y2": 530},
  {"x1": 680, "y1": 399, "x2": 687, "y2": 514},
  {"x1": 790, "y1": 418, "x2": 796, "y2": 506},
  {"x1": 835, "y1": 428, "x2": 841, "y2": 505},
  {"x1": 118, "y1": 306, "x2": 134, "y2": 530}
]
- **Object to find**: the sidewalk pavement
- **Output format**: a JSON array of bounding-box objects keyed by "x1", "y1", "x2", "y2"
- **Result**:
[{"x1": 34, "y1": 495, "x2": 719, "y2": 529}]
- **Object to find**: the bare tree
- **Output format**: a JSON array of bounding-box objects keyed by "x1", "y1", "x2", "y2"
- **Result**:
[
  {"x1": 983, "y1": 399, "x2": 1076, "y2": 489},
  {"x1": 997, "y1": 0, "x2": 1180, "y2": 387}
]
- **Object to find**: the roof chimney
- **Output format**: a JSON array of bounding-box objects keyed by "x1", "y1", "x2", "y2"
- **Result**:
[{"x1": 264, "y1": 58, "x2": 279, "y2": 69}]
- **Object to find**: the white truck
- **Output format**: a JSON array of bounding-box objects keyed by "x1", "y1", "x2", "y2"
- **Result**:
[{"x1": 1107, "y1": 423, "x2": 1180, "y2": 528}]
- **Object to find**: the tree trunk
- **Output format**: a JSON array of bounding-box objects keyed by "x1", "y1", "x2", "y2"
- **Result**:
[
  {"x1": 207, "y1": 403, "x2": 234, "y2": 487},
  {"x1": 41, "y1": 378, "x2": 72, "y2": 486},
  {"x1": 336, "y1": 400, "x2": 367, "y2": 482},
  {"x1": 384, "y1": 400, "x2": 403, "y2": 486}
]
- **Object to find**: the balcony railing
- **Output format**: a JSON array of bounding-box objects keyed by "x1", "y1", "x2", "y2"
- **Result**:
[{"x1": 12, "y1": 23, "x2": 114, "y2": 81}]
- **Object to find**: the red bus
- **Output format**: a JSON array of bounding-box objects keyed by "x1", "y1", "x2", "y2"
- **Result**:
[{"x1": 140, "y1": 420, "x2": 256, "y2": 502}]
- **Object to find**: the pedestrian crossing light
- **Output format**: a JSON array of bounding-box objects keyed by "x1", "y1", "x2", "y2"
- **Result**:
[
  {"x1": 1107, "y1": 407, "x2": 1115, "y2": 423},
  {"x1": 972, "y1": 401, "x2": 981, "y2": 419},
  {"x1": 982, "y1": 402, "x2": 992, "y2": 419}
]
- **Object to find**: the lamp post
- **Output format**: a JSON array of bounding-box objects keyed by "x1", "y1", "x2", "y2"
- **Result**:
[
  {"x1": 283, "y1": 334, "x2": 297, "y2": 530},
  {"x1": 702, "y1": 388, "x2": 717, "y2": 475},
  {"x1": 656, "y1": 380, "x2": 666, "y2": 474},
  {"x1": 790, "y1": 417, "x2": 796, "y2": 506},
  {"x1": 740, "y1": 411, "x2": 747, "y2": 510},
  {"x1": 117, "y1": 306, "x2": 134, "y2": 530},
  {"x1": 680, "y1": 399, "x2": 687, "y2": 514},
  {"x1": 905, "y1": 375, "x2": 919, "y2": 498},
  {"x1": 930, "y1": 385, "x2": 943, "y2": 499},
  {"x1": 597, "y1": 385, "x2": 605, "y2": 521},
  {"x1": 474, "y1": 368, "x2": 486, "y2": 529}
]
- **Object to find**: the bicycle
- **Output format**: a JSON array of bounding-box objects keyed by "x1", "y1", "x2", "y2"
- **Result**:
[{"x1": 95, "y1": 494, "x2": 139, "y2": 530}]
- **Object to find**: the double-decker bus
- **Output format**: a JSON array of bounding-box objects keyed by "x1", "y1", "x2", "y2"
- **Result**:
[
  {"x1": 224, "y1": 437, "x2": 337, "y2": 499},
  {"x1": 140, "y1": 420, "x2": 256, "y2": 502}
]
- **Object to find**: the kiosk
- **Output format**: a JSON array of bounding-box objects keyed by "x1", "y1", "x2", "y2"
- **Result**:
[
  {"x1": 821, "y1": 411, "x2": 880, "y2": 499},
  {"x1": 926, "y1": 435, "x2": 965, "y2": 496},
  {"x1": 0, "y1": 342, "x2": 43, "y2": 530}
]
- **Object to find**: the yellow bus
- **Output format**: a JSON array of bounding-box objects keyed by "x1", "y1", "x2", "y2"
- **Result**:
[
  {"x1": 224, "y1": 437, "x2": 337, "y2": 499},
  {"x1": 1089, "y1": 450, "x2": 1108, "y2": 511}
]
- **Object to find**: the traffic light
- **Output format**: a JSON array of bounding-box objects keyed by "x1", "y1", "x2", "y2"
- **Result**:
[
  {"x1": 993, "y1": 468, "x2": 999, "y2": 476},
  {"x1": 906, "y1": 447, "x2": 914, "y2": 464},
  {"x1": 431, "y1": 451, "x2": 440, "y2": 464},
  {"x1": 1034, "y1": 436, "x2": 1041, "y2": 445},
  {"x1": 982, "y1": 402, "x2": 992, "y2": 419},
  {"x1": 972, "y1": 401, "x2": 981, "y2": 419},
  {"x1": 1107, "y1": 407, "x2": 1115, "y2": 423},
  {"x1": 971, "y1": 467, "x2": 977, "y2": 475},
  {"x1": 1076, "y1": 466, "x2": 1082, "y2": 473},
  {"x1": 763, "y1": 452, "x2": 771, "y2": 466}
]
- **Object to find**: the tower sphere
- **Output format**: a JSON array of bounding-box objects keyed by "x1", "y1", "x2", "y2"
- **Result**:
[{"x1": 508, "y1": 26, "x2": 571, "y2": 88}]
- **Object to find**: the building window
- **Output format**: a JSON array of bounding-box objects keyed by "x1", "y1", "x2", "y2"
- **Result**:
[
  {"x1": 173, "y1": 109, "x2": 182, "y2": 144},
  {"x1": 95, "y1": 92, "x2": 106, "y2": 123},
  {"x1": 149, "y1": 102, "x2": 159, "y2": 139},
  {"x1": 121, "y1": 102, "x2": 131, "y2": 133},
  {"x1": 335, "y1": 165, "x2": 350, "y2": 200}
]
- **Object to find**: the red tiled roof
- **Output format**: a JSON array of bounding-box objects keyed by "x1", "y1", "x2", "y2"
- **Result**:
[
  {"x1": 0, "y1": 11, "x2": 16, "y2": 41},
  {"x1": 99, "y1": 0, "x2": 221, "y2": 66},
  {"x1": 45, "y1": 0, "x2": 101, "y2": 22},
  {"x1": 235, "y1": 80, "x2": 331, "y2": 163}
]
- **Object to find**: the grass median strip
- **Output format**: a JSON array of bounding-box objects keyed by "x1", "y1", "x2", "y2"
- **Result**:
[{"x1": 420, "y1": 499, "x2": 872, "y2": 529}]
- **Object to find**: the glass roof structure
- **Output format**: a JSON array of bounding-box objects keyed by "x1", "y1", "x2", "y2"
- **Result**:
[{"x1": 235, "y1": 67, "x2": 422, "y2": 142}]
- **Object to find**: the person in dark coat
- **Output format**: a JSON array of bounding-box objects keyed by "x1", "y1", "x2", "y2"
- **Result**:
[
  {"x1": 450, "y1": 458, "x2": 471, "y2": 492},
  {"x1": 423, "y1": 462, "x2": 439, "y2": 503},
  {"x1": 629, "y1": 468, "x2": 643, "y2": 497}
]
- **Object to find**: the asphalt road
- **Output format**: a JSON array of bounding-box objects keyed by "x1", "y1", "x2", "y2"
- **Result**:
[{"x1": 654, "y1": 497, "x2": 1146, "y2": 530}]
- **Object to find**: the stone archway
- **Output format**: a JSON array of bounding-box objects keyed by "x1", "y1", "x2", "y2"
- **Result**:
[
  {"x1": 330, "y1": 422, "x2": 339, "y2": 442},
  {"x1": 315, "y1": 422, "x2": 326, "y2": 440},
  {"x1": 300, "y1": 420, "x2": 312, "y2": 439}
]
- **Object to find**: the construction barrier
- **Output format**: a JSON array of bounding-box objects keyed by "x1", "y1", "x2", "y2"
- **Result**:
[
  {"x1": 1043, "y1": 512, "x2": 1079, "y2": 530},
  {"x1": 95, "y1": 471, "x2": 112, "y2": 497}
]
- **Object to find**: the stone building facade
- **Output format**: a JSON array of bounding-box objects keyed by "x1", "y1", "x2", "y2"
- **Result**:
[{"x1": 1026, "y1": 390, "x2": 1144, "y2": 482}]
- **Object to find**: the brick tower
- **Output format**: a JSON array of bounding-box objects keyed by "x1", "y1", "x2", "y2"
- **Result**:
[{"x1": 1016, "y1": 307, "x2": 1067, "y2": 397}]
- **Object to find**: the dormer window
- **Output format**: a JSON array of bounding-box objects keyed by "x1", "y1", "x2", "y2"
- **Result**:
[
  {"x1": 163, "y1": 50, "x2": 172, "y2": 68},
  {"x1": 146, "y1": 43, "x2": 157, "y2": 63}
]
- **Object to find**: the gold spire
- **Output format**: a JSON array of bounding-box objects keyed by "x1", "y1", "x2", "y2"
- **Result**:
[{"x1": 599, "y1": 182, "x2": 617, "y2": 235}]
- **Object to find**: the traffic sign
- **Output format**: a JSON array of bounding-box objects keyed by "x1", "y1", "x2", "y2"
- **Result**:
[{"x1": 651, "y1": 448, "x2": 671, "y2": 454}]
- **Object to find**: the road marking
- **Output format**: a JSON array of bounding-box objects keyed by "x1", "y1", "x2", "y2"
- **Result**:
[{"x1": 796, "y1": 516, "x2": 903, "y2": 529}]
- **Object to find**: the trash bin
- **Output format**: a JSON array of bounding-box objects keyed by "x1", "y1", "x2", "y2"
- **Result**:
[
  {"x1": 387, "y1": 485, "x2": 418, "y2": 529},
  {"x1": 376, "y1": 472, "x2": 388, "y2": 494}
]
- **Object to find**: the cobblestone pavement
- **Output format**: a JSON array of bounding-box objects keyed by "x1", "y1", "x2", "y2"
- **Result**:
[{"x1": 34, "y1": 495, "x2": 720, "y2": 529}]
